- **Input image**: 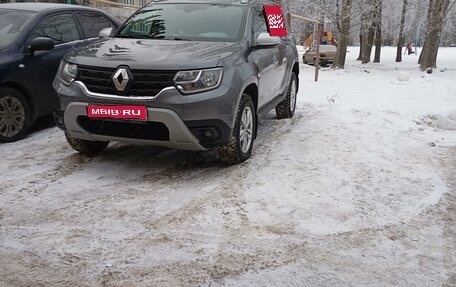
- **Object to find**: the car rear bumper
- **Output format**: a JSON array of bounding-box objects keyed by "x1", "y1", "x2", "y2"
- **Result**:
[{"x1": 303, "y1": 55, "x2": 335, "y2": 65}]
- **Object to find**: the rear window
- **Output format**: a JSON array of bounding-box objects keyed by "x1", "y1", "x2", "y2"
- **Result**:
[
  {"x1": 117, "y1": 4, "x2": 247, "y2": 42},
  {"x1": 31, "y1": 13, "x2": 80, "y2": 44},
  {"x1": 77, "y1": 12, "x2": 115, "y2": 38}
]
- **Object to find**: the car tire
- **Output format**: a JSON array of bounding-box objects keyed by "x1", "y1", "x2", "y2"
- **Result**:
[
  {"x1": 218, "y1": 94, "x2": 255, "y2": 165},
  {"x1": 65, "y1": 133, "x2": 109, "y2": 156},
  {"x1": 0, "y1": 87, "x2": 31, "y2": 143},
  {"x1": 276, "y1": 72, "x2": 298, "y2": 119}
]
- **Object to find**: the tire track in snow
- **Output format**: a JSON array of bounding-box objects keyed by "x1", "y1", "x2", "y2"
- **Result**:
[
  {"x1": 89, "y1": 109, "x2": 312, "y2": 285},
  {"x1": 2, "y1": 103, "x2": 453, "y2": 286},
  {"x1": 132, "y1": 107, "x2": 320, "y2": 283}
]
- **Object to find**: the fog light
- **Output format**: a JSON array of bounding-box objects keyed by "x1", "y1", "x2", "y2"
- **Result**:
[
  {"x1": 204, "y1": 129, "x2": 213, "y2": 138},
  {"x1": 54, "y1": 114, "x2": 64, "y2": 127}
]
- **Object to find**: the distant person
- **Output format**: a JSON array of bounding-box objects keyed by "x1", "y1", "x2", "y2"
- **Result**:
[{"x1": 406, "y1": 42, "x2": 414, "y2": 55}]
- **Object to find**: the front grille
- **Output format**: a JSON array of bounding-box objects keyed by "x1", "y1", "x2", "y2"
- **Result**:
[
  {"x1": 76, "y1": 66, "x2": 176, "y2": 97},
  {"x1": 77, "y1": 116, "x2": 169, "y2": 141}
]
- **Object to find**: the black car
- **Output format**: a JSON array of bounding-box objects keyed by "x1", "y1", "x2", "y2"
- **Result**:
[{"x1": 0, "y1": 3, "x2": 121, "y2": 142}]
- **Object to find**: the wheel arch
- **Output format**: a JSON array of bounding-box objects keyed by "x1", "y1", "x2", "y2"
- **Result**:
[
  {"x1": 292, "y1": 61, "x2": 300, "y2": 92},
  {"x1": 243, "y1": 83, "x2": 258, "y2": 113},
  {"x1": 242, "y1": 83, "x2": 258, "y2": 139}
]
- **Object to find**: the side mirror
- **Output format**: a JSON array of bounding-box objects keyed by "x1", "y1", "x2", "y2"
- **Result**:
[
  {"x1": 256, "y1": 32, "x2": 281, "y2": 47},
  {"x1": 28, "y1": 37, "x2": 54, "y2": 54},
  {"x1": 99, "y1": 27, "x2": 114, "y2": 38}
]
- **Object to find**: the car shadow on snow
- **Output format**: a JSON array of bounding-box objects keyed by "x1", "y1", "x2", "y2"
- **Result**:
[
  {"x1": 96, "y1": 143, "x2": 223, "y2": 169},
  {"x1": 56, "y1": 108, "x2": 304, "y2": 178},
  {"x1": 92, "y1": 111, "x2": 299, "y2": 171},
  {"x1": 29, "y1": 114, "x2": 56, "y2": 134}
]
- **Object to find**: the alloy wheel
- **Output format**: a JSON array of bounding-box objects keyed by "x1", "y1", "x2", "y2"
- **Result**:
[
  {"x1": 290, "y1": 77, "x2": 297, "y2": 112},
  {"x1": 239, "y1": 106, "x2": 253, "y2": 153},
  {"x1": 0, "y1": 96, "x2": 26, "y2": 138}
]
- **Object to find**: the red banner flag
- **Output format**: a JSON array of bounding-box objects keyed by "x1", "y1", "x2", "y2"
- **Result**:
[{"x1": 263, "y1": 6, "x2": 287, "y2": 37}]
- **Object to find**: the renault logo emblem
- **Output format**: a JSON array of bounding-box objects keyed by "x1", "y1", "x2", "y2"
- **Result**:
[{"x1": 112, "y1": 67, "x2": 130, "y2": 92}]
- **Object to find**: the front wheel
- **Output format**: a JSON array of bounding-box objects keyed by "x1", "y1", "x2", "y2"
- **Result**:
[
  {"x1": 65, "y1": 133, "x2": 109, "y2": 156},
  {"x1": 0, "y1": 87, "x2": 31, "y2": 143},
  {"x1": 276, "y1": 72, "x2": 298, "y2": 119},
  {"x1": 218, "y1": 94, "x2": 255, "y2": 165}
]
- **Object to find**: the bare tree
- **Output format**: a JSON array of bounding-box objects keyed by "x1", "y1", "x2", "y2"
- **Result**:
[
  {"x1": 357, "y1": 3, "x2": 367, "y2": 61},
  {"x1": 418, "y1": 0, "x2": 454, "y2": 70},
  {"x1": 396, "y1": 0, "x2": 408, "y2": 62},
  {"x1": 361, "y1": 0, "x2": 377, "y2": 63},
  {"x1": 333, "y1": 0, "x2": 353, "y2": 69},
  {"x1": 286, "y1": 0, "x2": 454, "y2": 48},
  {"x1": 373, "y1": 0, "x2": 383, "y2": 62}
]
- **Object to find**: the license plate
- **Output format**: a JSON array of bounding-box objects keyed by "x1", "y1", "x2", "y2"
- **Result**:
[{"x1": 87, "y1": 105, "x2": 147, "y2": 120}]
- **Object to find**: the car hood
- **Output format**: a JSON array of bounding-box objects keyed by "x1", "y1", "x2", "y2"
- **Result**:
[{"x1": 67, "y1": 38, "x2": 242, "y2": 70}]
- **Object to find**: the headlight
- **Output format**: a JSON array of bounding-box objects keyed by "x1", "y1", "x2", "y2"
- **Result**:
[
  {"x1": 173, "y1": 67, "x2": 223, "y2": 94},
  {"x1": 58, "y1": 61, "x2": 78, "y2": 86}
]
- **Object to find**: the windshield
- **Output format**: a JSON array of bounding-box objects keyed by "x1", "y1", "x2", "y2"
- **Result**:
[
  {"x1": 0, "y1": 10, "x2": 36, "y2": 48},
  {"x1": 117, "y1": 4, "x2": 246, "y2": 42}
]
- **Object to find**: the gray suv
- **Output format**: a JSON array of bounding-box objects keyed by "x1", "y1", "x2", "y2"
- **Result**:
[{"x1": 53, "y1": 0, "x2": 299, "y2": 164}]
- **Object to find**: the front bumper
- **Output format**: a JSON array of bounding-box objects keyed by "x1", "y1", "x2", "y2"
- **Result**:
[
  {"x1": 63, "y1": 102, "x2": 210, "y2": 150},
  {"x1": 54, "y1": 80, "x2": 235, "y2": 150}
]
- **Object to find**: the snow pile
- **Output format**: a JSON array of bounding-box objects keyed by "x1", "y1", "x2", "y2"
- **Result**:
[
  {"x1": 421, "y1": 113, "x2": 456, "y2": 131},
  {"x1": 397, "y1": 71, "x2": 410, "y2": 81},
  {"x1": 449, "y1": 110, "x2": 456, "y2": 121}
]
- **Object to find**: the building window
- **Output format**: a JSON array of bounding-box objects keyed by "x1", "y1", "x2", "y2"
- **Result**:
[{"x1": 122, "y1": 0, "x2": 134, "y2": 6}]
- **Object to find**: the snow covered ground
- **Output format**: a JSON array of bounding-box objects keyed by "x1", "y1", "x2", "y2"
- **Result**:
[{"x1": 0, "y1": 47, "x2": 455, "y2": 286}]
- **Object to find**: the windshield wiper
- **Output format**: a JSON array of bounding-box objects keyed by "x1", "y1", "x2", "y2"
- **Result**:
[
  {"x1": 114, "y1": 35, "x2": 133, "y2": 38},
  {"x1": 115, "y1": 35, "x2": 192, "y2": 41},
  {"x1": 114, "y1": 35, "x2": 150, "y2": 39},
  {"x1": 162, "y1": 37, "x2": 192, "y2": 41}
]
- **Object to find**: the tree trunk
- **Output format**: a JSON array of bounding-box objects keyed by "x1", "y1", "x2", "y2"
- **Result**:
[
  {"x1": 373, "y1": 0, "x2": 383, "y2": 63},
  {"x1": 418, "y1": 0, "x2": 435, "y2": 64},
  {"x1": 396, "y1": 0, "x2": 408, "y2": 62},
  {"x1": 362, "y1": 0, "x2": 376, "y2": 64},
  {"x1": 357, "y1": 33, "x2": 363, "y2": 61},
  {"x1": 357, "y1": 11, "x2": 366, "y2": 61},
  {"x1": 333, "y1": 0, "x2": 353, "y2": 69},
  {"x1": 362, "y1": 25, "x2": 375, "y2": 63},
  {"x1": 419, "y1": 0, "x2": 450, "y2": 70},
  {"x1": 335, "y1": 0, "x2": 341, "y2": 32}
]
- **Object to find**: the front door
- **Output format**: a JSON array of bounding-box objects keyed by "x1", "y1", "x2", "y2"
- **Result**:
[
  {"x1": 248, "y1": 7, "x2": 281, "y2": 109},
  {"x1": 22, "y1": 12, "x2": 82, "y2": 115}
]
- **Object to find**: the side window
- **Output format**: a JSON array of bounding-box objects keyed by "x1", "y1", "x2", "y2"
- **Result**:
[
  {"x1": 252, "y1": 8, "x2": 268, "y2": 38},
  {"x1": 77, "y1": 12, "x2": 115, "y2": 39},
  {"x1": 31, "y1": 13, "x2": 80, "y2": 45}
]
